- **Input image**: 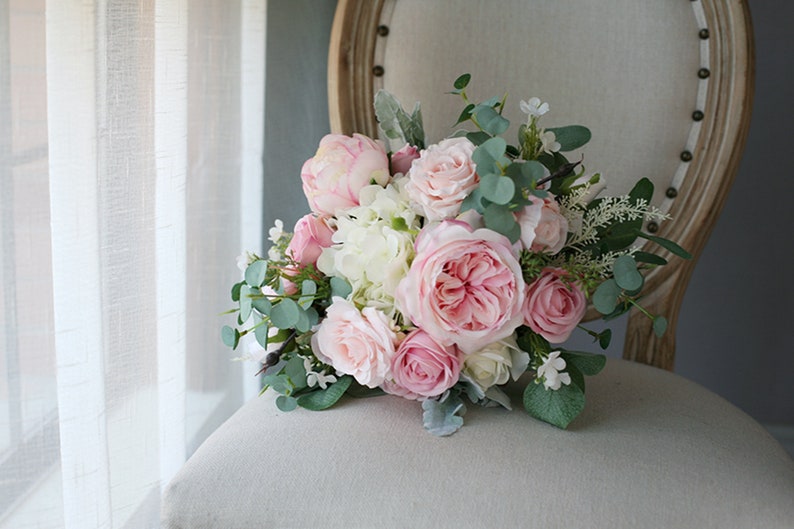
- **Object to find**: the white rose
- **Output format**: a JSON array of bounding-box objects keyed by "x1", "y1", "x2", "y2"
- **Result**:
[{"x1": 462, "y1": 336, "x2": 529, "y2": 390}]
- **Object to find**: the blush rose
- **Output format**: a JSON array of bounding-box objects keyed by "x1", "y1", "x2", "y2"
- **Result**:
[
  {"x1": 515, "y1": 194, "x2": 569, "y2": 255},
  {"x1": 310, "y1": 297, "x2": 399, "y2": 388},
  {"x1": 390, "y1": 143, "x2": 420, "y2": 175},
  {"x1": 388, "y1": 329, "x2": 461, "y2": 399},
  {"x1": 301, "y1": 133, "x2": 390, "y2": 216},
  {"x1": 395, "y1": 220, "x2": 525, "y2": 354},
  {"x1": 523, "y1": 268, "x2": 587, "y2": 343},
  {"x1": 286, "y1": 214, "x2": 334, "y2": 266},
  {"x1": 405, "y1": 137, "x2": 479, "y2": 221}
]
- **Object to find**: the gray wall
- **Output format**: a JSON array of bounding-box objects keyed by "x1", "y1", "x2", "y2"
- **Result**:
[{"x1": 264, "y1": 1, "x2": 793, "y2": 433}]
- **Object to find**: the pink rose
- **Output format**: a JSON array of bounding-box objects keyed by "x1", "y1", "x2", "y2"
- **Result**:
[
  {"x1": 523, "y1": 268, "x2": 587, "y2": 343},
  {"x1": 311, "y1": 297, "x2": 399, "y2": 388},
  {"x1": 388, "y1": 329, "x2": 461, "y2": 399},
  {"x1": 515, "y1": 194, "x2": 568, "y2": 254},
  {"x1": 390, "y1": 143, "x2": 420, "y2": 175},
  {"x1": 301, "y1": 133, "x2": 390, "y2": 216},
  {"x1": 405, "y1": 137, "x2": 479, "y2": 221},
  {"x1": 395, "y1": 221, "x2": 525, "y2": 354},
  {"x1": 286, "y1": 214, "x2": 334, "y2": 266}
]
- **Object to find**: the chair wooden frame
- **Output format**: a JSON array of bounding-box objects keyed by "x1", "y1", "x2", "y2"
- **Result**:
[{"x1": 327, "y1": 0, "x2": 754, "y2": 371}]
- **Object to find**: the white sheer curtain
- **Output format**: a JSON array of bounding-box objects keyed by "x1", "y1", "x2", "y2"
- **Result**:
[{"x1": 0, "y1": 1, "x2": 265, "y2": 527}]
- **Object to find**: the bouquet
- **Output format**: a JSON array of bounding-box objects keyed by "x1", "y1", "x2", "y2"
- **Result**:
[{"x1": 222, "y1": 74, "x2": 690, "y2": 435}]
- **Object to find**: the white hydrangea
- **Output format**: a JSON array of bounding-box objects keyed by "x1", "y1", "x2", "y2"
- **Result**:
[
  {"x1": 537, "y1": 351, "x2": 571, "y2": 391},
  {"x1": 317, "y1": 179, "x2": 419, "y2": 318}
]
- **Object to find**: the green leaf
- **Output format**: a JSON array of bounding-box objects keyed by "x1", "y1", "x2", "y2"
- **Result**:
[
  {"x1": 244, "y1": 260, "x2": 268, "y2": 288},
  {"x1": 483, "y1": 203, "x2": 521, "y2": 243},
  {"x1": 473, "y1": 105, "x2": 509, "y2": 136},
  {"x1": 466, "y1": 131, "x2": 492, "y2": 146},
  {"x1": 221, "y1": 325, "x2": 239, "y2": 349},
  {"x1": 305, "y1": 306, "x2": 320, "y2": 328},
  {"x1": 254, "y1": 321, "x2": 269, "y2": 348},
  {"x1": 598, "y1": 329, "x2": 612, "y2": 349},
  {"x1": 270, "y1": 298, "x2": 300, "y2": 328},
  {"x1": 638, "y1": 233, "x2": 693, "y2": 260},
  {"x1": 460, "y1": 187, "x2": 485, "y2": 214},
  {"x1": 231, "y1": 281, "x2": 243, "y2": 302},
  {"x1": 298, "y1": 280, "x2": 317, "y2": 309},
  {"x1": 633, "y1": 251, "x2": 668, "y2": 266},
  {"x1": 653, "y1": 316, "x2": 668, "y2": 337},
  {"x1": 546, "y1": 125, "x2": 591, "y2": 152},
  {"x1": 263, "y1": 373, "x2": 292, "y2": 395},
  {"x1": 455, "y1": 103, "x2": 475, "y2": 125},
  {"x1": 297, "y1": 375, "x2": 353, "y2": 411},
  {"x1": 560, "y1": 351, "x2": 607, "y2": 376},
  {"x1": 275, "y1": 395, "x2": 298, "y2": 412},
  {"x1": 453, "y1": 73, "x2": 471, "y2": 90},
  {"x1": 472, "y1": 136, "x2": 507, "y2": 175},
  {"x1": 285, "y1": 355, "x2": 307, "y2": 390},
  {"x1": 629, "y1": 177, "x2": 654, "y2": 203},
  {"x1": 239, "y1": 285, "x2": 253, "y2": 322},
  {"x1": 613, "y1": 255, "x2": 644, "y2": 291},
  {"x1": 391, "y1": 216, "x2": 409, "y2": 232},
  {"x1": 593, "y1": 279, "x2": 621, "y2": 314},
  {"x1": 422, "y1": 392, "x2": 466, "y2": 436},
  {"x1": 294, "y1": 307, "x2": 311, "y2": 333},
  {"x1": 251, "y1": 295, "x2": 271, "y2": 315},
  {"x1": 330, "y1": 277, "x2": 352, "y2": 299},
  {"x1": 523, "y1": 379, "x2": 585, "y2": 429},
  {"x1": 479, "y1": 174, "x2": 515, "y2": 205}
]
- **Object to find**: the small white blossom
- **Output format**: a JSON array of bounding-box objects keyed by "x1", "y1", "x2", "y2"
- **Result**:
[
  {"x1": 537, "y1": 351, "x2": 571, "y2": 391},
  {"x1": 303, "y1": 357, "x2": 337, "y2": 389},
  {"x1": 268, "y1": 219, "x2": 285, "y2": 243},
  {"x1": 520, "y1": 97, "x2": 550, "y2": 118},
  {"x1": 540, "y1": 130, "x2": 560, "y2": 154},
  {"x1": 236, "y1": 250, "x2": 257, "y2": 272}
]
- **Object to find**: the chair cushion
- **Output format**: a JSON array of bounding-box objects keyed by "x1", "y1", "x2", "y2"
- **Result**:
[{"x1": 162, "y1": 359, "x2": 794, "y2": 528}]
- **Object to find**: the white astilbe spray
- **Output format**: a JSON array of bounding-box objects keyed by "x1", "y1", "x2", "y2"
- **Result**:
[{"x1": 561, "y1": 192, "x2": 669, "y2": 249}]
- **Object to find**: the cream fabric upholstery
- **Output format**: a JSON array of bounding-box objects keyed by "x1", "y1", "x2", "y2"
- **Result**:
[
  {"x1": 377, "y1": 0, "x2": 701, "y2": 202},
  {"x1": 162, "y1": 359, "x2": 794, "y2": 528}
]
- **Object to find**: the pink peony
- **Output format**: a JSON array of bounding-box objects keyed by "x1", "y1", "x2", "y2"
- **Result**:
[
  {"x1": 388, "y1": 329, "x2": 461, "y2": 399},
  {"x1": 516, "y1": 195, "x2": 568, "y2": 255},
  {"x1": 286, "y1": 214, "x2": 334, "y2": 266},
  {"x1": 405, "y1": 137, "x2": 479, "y2": 221},
  {"x1": 395, "y1": 221, "x2": 525, "y2": 354},
  {"x1": 390, "y1": 143, "x2": 420, "y2": 175},
  {"x1": 523, "y1": 268, "x2": 587, "y2": 343},
  {"x1": 311, "y1": 297, "x2": 399, "y2": 388},
  {"x1": 301, "y1": 133, "x2": 390, "y2": 216}
]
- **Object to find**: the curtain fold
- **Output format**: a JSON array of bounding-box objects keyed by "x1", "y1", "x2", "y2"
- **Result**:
[{"x1": 0, "y1": 1, "x2": 265, "y2": 527}]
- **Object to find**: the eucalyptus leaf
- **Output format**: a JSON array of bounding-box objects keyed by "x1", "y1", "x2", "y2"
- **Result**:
[
  {"x1": 294, "y1": 307, "x2": 311, "y2": 333},
  {"x1": 297, "y1": 375, "x2": 353, "y2": 411},
  {"x1": 330, "y1": 277, "x2": 352, "y2": 299},
  {"x1": 460, "y1": 187, "x2": 485, "y2": 214},
  {"x1": 453, "y1": 73, "x2": 471, "y2": 90},
  {"x1": 252, "y1": 295, "x2": 272, "y2": 315},
  {"x1": 472, "y1": 136, "x2": 507, "y2": 175},
  {"x1": 270, "y1": 298, "x2": 300, "y2": 329},
  {"x1": 455, "y1": 103, "x2": 475, "y2": 125},
  {"x1": 483, "y1": 203, "x2": 521, "y2": 243},
  {"x1": 231, "y1": 281, "x2": 243, "y2": 302},
  {"x1": 422, "y1": 392, "x2": 466, "y2": 436},
  {"x1": 523, "y1": 378, "x2": 585, "y2": 429},
  {"x1": 221, "y1": 325, "x2": 239, "y2": 349},
  {"x1": 473, "y1": 105, "x2": 509, "y2": 136},
  {"x1": 275, "y1": 395, "x2": 298, "y2": 412},
  {"x1": 285, "y1": 355, "x2": 307, "y2": 390},
  {"x1": 598, "y1": 329, "x2": 612, "y2": 349},
  {"x1": 254, "y1": 321, "x2": 269, "y2": 348},
  {"x1": 479, "y1": 174, "x2": 515, "y2": 205},
  {"x1": 593, "y1": 279, "x2": 621, "y2": 314},
  {"x1": 613, "y1": 255, "x2": 644, "y2": 291},
  {"x1": 633, "y1": 251, "x2": 668, "y2": 266},
  {"x1": 653, "y1": 316, "x2": 668, "y2": 337},
  {"x1": 466, "y1": 131, "x2": 492, "y2": 146},
  {"x1": 244, "y1": 260, "x2": 268, "y2": 288},
  {"x1": 298, "y1": 280, "x2": 317, "y2": 309},
  {"x1": 546, "y1": 125, "x2": 591, "y2": 152},
  {"x1": 263, "y1": 373, "x2": 292, "y2": 395},
  {"x1": 239, "y1": 285, "x2": 253, "y2": 322}
]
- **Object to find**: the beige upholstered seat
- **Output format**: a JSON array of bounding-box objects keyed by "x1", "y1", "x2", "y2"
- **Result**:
[{"x1": 162, "y1": 1, "x2": 794, "y2": 527}]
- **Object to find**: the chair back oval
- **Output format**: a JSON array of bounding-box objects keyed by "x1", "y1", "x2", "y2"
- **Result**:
[{"x1": 328, "y1": 0, "x2": 753, "y2": 369}]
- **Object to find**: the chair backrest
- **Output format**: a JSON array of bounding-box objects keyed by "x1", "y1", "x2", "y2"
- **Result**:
[{"x1": 328, "y1": 0, "x2": 753, "y2": 370}]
